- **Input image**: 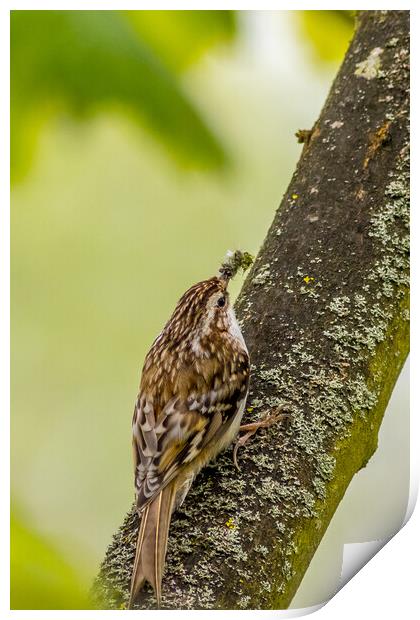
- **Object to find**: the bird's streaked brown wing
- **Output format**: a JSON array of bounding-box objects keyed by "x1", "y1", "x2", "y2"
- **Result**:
[{"x1": 132, "y1": 369, "x2": 249, "y2": 511}]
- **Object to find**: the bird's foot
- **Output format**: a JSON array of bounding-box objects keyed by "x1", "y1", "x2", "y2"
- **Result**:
[{"x1": 233, "y1": 406, "x2": 291, "y2": 470}]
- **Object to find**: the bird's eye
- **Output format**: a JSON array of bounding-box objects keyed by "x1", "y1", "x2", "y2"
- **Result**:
[{"x1": 217, "y1": 296, "x2": 226, "y2": 307}]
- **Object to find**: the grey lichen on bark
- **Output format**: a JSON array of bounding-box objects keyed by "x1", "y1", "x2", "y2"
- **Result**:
[{"x1": 92, "y1": 10, "x2": 409, "y2": 610}]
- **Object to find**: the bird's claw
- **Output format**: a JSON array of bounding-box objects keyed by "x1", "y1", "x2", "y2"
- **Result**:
[{"x1": 233, "y1": 405, "x2": 291, "y2": 470}]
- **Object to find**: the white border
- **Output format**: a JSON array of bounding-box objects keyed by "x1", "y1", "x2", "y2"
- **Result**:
[
  {"x1": 1, "y1": 1, "x2": 11, "y2": 618},
  {"x1": 2, "y1": 2, "x2": 416, "y2": 618}
]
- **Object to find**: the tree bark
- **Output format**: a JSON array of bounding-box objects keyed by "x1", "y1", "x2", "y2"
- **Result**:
[{"x1": 93, "y1": 10, "x2": 409, "y2": 609}]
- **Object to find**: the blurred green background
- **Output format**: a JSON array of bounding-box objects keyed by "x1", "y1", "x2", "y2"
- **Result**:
[{"x1": 11, "y1": 9, "x2": 407, "y2": 611}]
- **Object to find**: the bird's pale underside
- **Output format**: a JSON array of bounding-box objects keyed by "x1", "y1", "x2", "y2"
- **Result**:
[{"x1": 129, "y1": 272, "x2": 250, "y2": 608}]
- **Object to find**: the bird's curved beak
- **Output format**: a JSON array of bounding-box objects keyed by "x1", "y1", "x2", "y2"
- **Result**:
[{"x1": 218, "y1": 275, "x2": 230, "y2": 291}]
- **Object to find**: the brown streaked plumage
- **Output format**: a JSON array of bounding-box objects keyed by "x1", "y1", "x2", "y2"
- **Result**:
[{"x1": 129, "y1": 273, "x2": 250, "y2": 608}]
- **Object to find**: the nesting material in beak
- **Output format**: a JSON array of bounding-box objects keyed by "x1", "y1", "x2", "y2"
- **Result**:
[{"x1": 218, "y1": 250, "x2": 254, "y2": 284}]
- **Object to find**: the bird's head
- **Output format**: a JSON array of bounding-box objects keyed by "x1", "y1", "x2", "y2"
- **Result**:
[
  {"x1": 150, "y1": 251, "x2": 253, "y2": 354},
  {"x1": 165, "y1": 276, "x2": 231, "y2": 345}
]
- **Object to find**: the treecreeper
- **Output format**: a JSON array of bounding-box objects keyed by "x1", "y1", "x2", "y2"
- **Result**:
[{"x1": 128, "y1": 250, "x2": 272, "y2": 608}]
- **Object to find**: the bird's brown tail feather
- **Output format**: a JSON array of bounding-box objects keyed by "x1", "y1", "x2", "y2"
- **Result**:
[{"x1": 128, "y1": 483, "x2": 176, "y2": 608}]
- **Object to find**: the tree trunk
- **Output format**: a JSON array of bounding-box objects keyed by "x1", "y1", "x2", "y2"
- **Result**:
[{"x1": 92, "y1": 10, "x2": 409, "y2": 609}]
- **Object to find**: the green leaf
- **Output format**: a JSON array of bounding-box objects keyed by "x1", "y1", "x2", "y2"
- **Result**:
[
  {"x1": 296, "y1": 11, "x2": 355, "y2": 64},
  {"x1": 125, "y1": 10, "x2": 236, "y2": 72},
  {"x1": 11, "y1": 10, "x2": 229, "y2": 182},
  {"x1": 11, "y1": 512, "x2": 90, "y2": 609}
]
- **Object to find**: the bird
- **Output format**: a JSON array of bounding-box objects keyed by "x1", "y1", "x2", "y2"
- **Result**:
[{"x1": 128, "y1": 252, "x2": 252, "y2": 608}]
